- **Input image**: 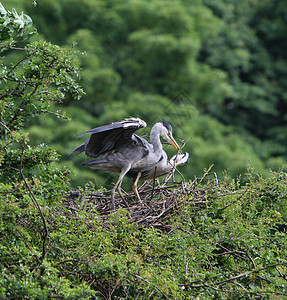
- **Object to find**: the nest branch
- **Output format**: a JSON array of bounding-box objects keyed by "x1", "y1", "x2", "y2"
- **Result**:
[{"x1": 63, "y1": 172, "x2": 216, "y2": 229}]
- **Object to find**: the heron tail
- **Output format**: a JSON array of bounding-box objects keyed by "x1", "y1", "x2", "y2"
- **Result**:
[
  {"x1": 81, "y1": 158, "x2": 107, "y2": 166},
  {"x1": 82, "y1": 158, "x2": 120, "y2": 173}
]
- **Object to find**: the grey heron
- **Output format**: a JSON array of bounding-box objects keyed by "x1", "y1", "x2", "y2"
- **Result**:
[
  {"x1": 69, "y1": 117, "x2": 186, "y2": 209},
  {"x1": 128, "y1": 152, "x2": 189, "y2": 200}
]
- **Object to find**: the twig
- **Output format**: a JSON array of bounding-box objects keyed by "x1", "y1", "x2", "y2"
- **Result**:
[
  {"x1": 6, "y1": 49, "x2": 36, "y2": 77},
  {"x1": 179, "y1": 136, "x2": 192, "y2": 152},
  {"x1": 18, "y1": 143, "x2": 48, "y2": 264},
  {"x1": 149, "y1": 166, "x2": 158, "y2": 200},
  {"x1": 181, "y1": 262, "x2": 287, "y2": 288}
]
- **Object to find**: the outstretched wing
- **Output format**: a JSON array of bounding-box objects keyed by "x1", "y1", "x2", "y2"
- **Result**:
[{"x1": 68, "y1": 118, "x2": 147, "y2": 158}]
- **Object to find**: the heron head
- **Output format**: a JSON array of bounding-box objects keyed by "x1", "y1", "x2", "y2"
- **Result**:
[
  {"x1": 169, "y1": 152, "x2": 189, "y2": 167},
  {"x1": 160, "y1": 118, "x2": 180, "y2": 152}
]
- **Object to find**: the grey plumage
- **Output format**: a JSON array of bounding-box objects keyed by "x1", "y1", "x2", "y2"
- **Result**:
[
  {"x1": 69, "y1": 117, "x2": 186, "y2": 209},
  {"x1": 127, "y1": 152, "x2": 189, "y2": 180}
]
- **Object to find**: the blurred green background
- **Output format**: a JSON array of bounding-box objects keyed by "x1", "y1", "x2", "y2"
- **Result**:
[{"x1": 4, "y1": 0, "x2": 287, "y2": 188}]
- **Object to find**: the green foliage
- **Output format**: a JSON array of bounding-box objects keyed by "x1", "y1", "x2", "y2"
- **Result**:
[
  {"x1": 26, "y1": 0, "x2": 229, "y2": 105},
  {"x1": 0, "y1": 39, "x2": 83, "y2": 129},
  {"x1": 0, "y1": 4, "x2": 92, "y2": 297},
  {"x1": 0, "y1": 3, "x2": 287, "y2": 298},
  {"x1": 1, "y1": 168, "x2": 286, "y2": 298},
  {"x1": 0, "y1": 36, "x2": 85, "y2": 186},
  {"x1": 0, "y1": 2, "x2": 34, "y2": 42},
  {"x1": 18, "y1": 0, "x2": 286, "y2": 187},
  {"x1": 201, "y1": 0, "x2": 287, "y2": 158}
]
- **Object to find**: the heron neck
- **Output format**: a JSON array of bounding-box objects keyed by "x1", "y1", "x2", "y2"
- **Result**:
[{"x1": 150, "y1": 123, "x2": 163, "y2": 154}]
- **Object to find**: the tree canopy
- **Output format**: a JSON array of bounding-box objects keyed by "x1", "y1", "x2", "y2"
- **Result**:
[
  {"x1": 9, "y1": 0, "x2": 284, "y2": 188},
  {"x1": 0, "y1": 2, "x2": 286, "y2": 298}
]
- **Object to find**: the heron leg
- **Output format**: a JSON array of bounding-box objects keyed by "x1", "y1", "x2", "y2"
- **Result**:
[
  {"x1": 117, "y1": 186, "x2": 124, "y2": 200},
  {"x1": 131, "y1": 172, "x2": 142, "y2": 202},
  {"x1": 111, "y1": 165, "x2": 131, "y2": 210}
]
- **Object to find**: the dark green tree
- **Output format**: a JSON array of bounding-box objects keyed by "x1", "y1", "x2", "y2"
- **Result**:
[{"x1": 201, "y1": 0, "x2": 287, "y2": 163}]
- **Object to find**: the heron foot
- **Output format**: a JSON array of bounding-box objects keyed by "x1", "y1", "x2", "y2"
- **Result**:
[
  {"x1": 131, "y1": 172, "x2": 142, "y2": 202},
  {"x1": 117, "y1": 187, "x2": 130, "y2": 208}
]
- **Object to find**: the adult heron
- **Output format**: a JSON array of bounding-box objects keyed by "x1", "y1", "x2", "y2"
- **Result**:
[{"x1": 69, "y1": 117, "x2": 184, "y2": 209}]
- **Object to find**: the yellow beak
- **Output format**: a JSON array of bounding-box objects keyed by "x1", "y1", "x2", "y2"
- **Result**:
[{"x1": 168, "y1": 135, "x2": 182, "y2": 153}]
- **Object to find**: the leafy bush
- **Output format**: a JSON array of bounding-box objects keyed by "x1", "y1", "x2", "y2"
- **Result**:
[
  {"x1": 0, "y1": 4, "x2": 92, "y2": 298},
  {"x1": 1, "y1": 167, "x2": 286, "y2": 298}
]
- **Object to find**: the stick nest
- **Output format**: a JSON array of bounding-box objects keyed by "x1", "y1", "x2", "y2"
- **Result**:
[{"x1": 63, "y1": 175, "x2": 216, "y2": 229}]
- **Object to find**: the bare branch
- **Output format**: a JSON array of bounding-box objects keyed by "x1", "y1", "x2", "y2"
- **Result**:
[{"x1": 18, "y1": 143, "x2": 48, "y2": 264}]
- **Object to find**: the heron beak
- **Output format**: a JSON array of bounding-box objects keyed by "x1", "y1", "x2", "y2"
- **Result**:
[{"x1": 168, "y1": 135, "x2": 181, "y2": 153}]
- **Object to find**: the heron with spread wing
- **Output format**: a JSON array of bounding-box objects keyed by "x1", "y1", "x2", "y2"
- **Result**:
[{"x1": 69, "y1": 117, "x2": 188, "y2": 209}]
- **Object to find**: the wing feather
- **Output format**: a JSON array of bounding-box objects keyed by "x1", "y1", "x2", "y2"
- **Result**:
[{"x1": 68, "y1": 118, "x2": 147, "y2": 159}]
